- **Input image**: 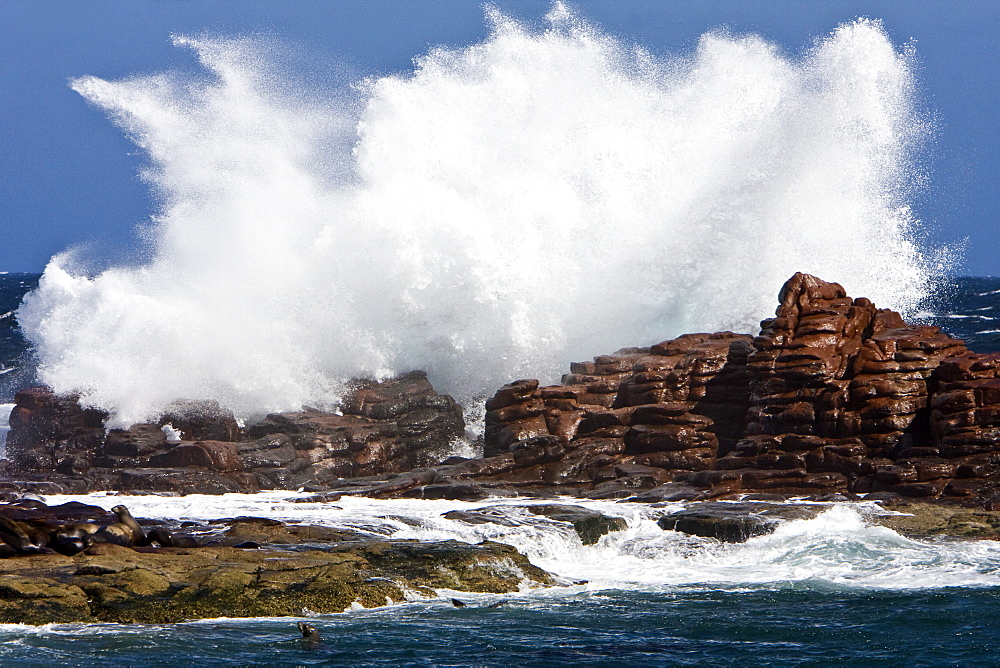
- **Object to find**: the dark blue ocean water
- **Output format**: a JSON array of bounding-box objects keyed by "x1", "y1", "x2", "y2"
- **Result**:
[
  {"x1": 1, "y1": 275, "x2": 999, "y2": 665},
  {"x1": 0, "y1": 273, "x2": 38, "y2": 402},
  {"x1": 1, "y1": 587, "x2": 998, "y2": 667}
]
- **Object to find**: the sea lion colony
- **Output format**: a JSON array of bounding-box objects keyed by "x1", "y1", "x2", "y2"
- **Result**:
[{"x1": 0, "y1": 498, "x2": 196, "y2": 556}]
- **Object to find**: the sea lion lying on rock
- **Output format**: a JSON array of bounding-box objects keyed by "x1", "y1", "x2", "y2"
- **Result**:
[
  {"x1": 0, "y1": 516, "x2": 50, "y2": 554},
  {"x1": 88, "y1": 506, "x2": 197, "y2": 550},
  {"x1": 90, "y1": 506, "x2": 144, "y2": 548},
  {"x1": 52, "y1": 522, "x2": 99, "y2": 555},
  {"x1": 0, "y1": 502, "x2": 199, "y2": 556},
  {"x1": 145, "y1": 526, "x2": 198, "y2": 548}
]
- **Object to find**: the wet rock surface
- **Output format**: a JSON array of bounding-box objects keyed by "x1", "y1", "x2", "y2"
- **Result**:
[
  {"x1": 443, "y1": 503, "x2": 628, "y2": 545},
  {"x1": 869, "y1": 500, "x2": 1000, "y2": 539},
  {"x1": 0, "y1": 499, "x2": 553, "y2": 624},
  {"x1": 656, "y1": 502, "x2": 832, "y2": 542}
]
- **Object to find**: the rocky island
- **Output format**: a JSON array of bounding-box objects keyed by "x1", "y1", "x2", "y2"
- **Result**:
[{"x1": 2, "y1": 272, "x2": 1000, "y2": 623}]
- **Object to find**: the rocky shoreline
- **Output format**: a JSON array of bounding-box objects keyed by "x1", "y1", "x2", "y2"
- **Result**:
[
  {"x1": 2, "y1": 272, "x2": 1000, "y2": 623},
  {"x1": 0, "y1": 497, "x2": 556, "y2": 624},
  {"x1": 7, "y1": 272, "x2": 1000, "y2": 507},
  {"x1": 0, "y1": 495, "x2": 997, "y2": 624}
]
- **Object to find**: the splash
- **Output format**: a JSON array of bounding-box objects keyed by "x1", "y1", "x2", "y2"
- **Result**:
[
  {"x1": 18, "y1": 6, "x2": 946, "y2": 425},
  {"x1": 47, "y1": 493, "x2": 1000, "y2": 591}
]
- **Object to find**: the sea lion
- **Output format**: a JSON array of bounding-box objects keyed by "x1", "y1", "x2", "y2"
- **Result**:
[
  {"x1": 297, "y1": 621, "x2": 322, "y2": 648},
  {"x1": 92, "y1": 522, "x2": 134, "y2": 547},
  {"x1": 111, "y1": 505, "x2": 146, "y2": 545},
  {"x1": 450, "y1": 598, "x2": 467, "y2": 608},
  {"x1": 51, "y1": 522, "x2": 99, "y2": 556},
  {"x1": 0, "y1": 517, "x2": 48, "y2": 554},
  {"x1": 144, "y1": 527, "x2": 198, "y2": 548}
]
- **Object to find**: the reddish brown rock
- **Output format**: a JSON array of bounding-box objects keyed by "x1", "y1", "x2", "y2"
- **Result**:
[
  {"x1": 473, "y1": 273, "x2": 991, "y2": 501},
  {"x1": 7, "y1": 274, "x2": 1000, "y2": 506},
  {"x1": 4, "y1": 372, "x2": 464, "y2": 494},
  {"x1": 6, "y1": 388, "x2": 107, "y2": 472}
]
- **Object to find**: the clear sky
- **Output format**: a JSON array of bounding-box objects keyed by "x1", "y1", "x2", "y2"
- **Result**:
[{"x1": 1, "y1": 0, "x2": 997, "y2": 275}]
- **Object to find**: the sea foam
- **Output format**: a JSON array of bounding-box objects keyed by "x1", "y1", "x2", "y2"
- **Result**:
[
  {"x1": 47, "y1": 493, "x2": 1000, "y2": 592},
  {"x1": 18, "y1": 5, "x2": 948, "y2": 425}
]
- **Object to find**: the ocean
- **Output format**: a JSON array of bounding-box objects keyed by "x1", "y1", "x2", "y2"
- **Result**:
[
  {"x1": 3, "y1": 493, "x2": 1000, "y2": 666},
  {"x1": 1, "y1": 276, "x2": 999, "y2": 665},
  {"x1": 3, "y1": 7, "x2": 999, "y2": 665}
]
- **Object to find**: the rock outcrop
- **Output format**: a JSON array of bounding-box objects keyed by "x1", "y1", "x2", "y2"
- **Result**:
[
  {"x1": 343, "y1": 273, "x2": 1000, "y2": 505},
  {"x1": 0, "y1": 499, "x2": 553, "y2": 624},
  {"x1": 6, "y1": 273, "x2": 1000, "y2": 506},
  {"x1": 4, "y1": 371, "x2": 464, "y2": 495}
]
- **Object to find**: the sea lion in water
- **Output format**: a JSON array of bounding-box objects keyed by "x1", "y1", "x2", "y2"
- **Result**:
[{"x1": 297, "y1": 621, "x2": 321, "y2": 648}]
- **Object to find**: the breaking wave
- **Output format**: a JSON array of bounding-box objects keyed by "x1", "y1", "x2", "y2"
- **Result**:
[{"x1": 18, "y1": 4, "x2": 949, "y2": 425}]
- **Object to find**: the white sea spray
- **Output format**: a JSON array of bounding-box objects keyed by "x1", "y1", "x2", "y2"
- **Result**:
[{"x1": 18, "y1": 5, "x2": 949, "y2": 425}]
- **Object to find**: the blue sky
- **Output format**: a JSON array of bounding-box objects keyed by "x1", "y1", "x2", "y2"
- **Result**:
[{"x1": 1, "y1": 0, "x2": 997, "y2": 275}]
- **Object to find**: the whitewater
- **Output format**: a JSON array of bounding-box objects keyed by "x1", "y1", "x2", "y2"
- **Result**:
[
  {"x1": 41, "y1": 493, "x2": 1000, "y2": 592},
  {"x1": 2, "y1": 493, "x2": 999, "y2": 665},
  {"x1": 16, "y1": 5, "x2": 950, "y2": 427}
]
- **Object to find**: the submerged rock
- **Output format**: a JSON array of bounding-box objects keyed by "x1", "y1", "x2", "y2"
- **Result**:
[
  {"x1": 657, "y1": 502, "x2": 832, "y2": 542},
  {"x1": 524, "y1": 504, "x2": 628, "y2": 545},
  {"x1": 444, "y1": 503, "x2": 629, "y2": 545}
]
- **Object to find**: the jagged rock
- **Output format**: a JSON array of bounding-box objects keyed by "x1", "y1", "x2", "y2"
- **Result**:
[
  {"x1": 5, "y1": 372, "x2": 463, "y2": 494},
  {"x1": 6, "y1": 387, "x2": 107, "y2": 472},
  {"x1": 7, "y1": 274, "x2": 1000, "y2": 506}
]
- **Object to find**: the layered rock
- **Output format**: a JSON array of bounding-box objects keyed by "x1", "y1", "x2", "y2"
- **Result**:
[
  {"x1": 477, "y1": 332, "x2": 753, "y2": 493},
  {"x1": 705, "y1": 272, "x2": 969, "y2": 497},
  {"x1": 4, "y1": 371, "x2": 464, "y2": 494},
  {"x1": 439, "y1": 273, "x2": 998, "y2": 503},
  {"x1": 7, "y1": 273, "x2": 1000, "y2": 506}
]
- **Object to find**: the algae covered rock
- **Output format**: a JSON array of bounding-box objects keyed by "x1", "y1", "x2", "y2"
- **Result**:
[
  {"x1": 869, "y1": 501, "x2": 1000, "y2": 538},
  {"x1": 0, "y1": 574, "x2": 92, "y2": 625},
  {"x1": 0, "y1": 534, "x2": 554, "y2": 624}
]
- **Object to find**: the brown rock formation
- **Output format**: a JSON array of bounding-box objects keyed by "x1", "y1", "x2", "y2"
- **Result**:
[
  {"x1": 472, "y1": 273, "x2": 998, "y2": 503},
  {"x1": 6, "y1": 387, "x2": 107, "y2": 472},
  {"x1": 7, "y1": 273, "x2": 1000, "y2": 506},
  {"x1": 4, "y1": 371, "x2": 464, "y2": 494},
  {"x1": 710, "y1": 272, "x2": 969, "y2": 497}
]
